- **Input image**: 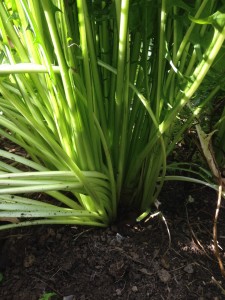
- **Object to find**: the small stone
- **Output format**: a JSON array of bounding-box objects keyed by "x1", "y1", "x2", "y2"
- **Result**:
[
  {"x1": 130, "y1": 252, "x2": 139, "y2": 260},
  {"x1": 116, "y1": 233, "x2": 124, "y2": 243},
  {"x1": 109, "y1": 239, "x2": 116, "y2": 246},
  {"x1": 184, "y1": 264, "x2": 194, "y2": 274},
  {"x1": 161, "y1": 256, "x2": 170, "y2": 269},
  {"x1": 139, "y1": 268, "x2": 153, "y2": 276},
  {"x1": 157, "y1": 269, "x2": 171, "y2": 283},
  {"x1": 63, "y1": 296, "x2": 75, "y2": 300},
  {"x1": 95, "y1": 265, "x2": 102, "y2": 270},
  {"x1": 131, "y1": 286, "x2": 138, "y2": 292},
  {"x1": 140, "y1": 268, "x2": 148, "y2": 274},
  {"x1": 116, "y1": 289, "x2": 122, "y2": 296}
]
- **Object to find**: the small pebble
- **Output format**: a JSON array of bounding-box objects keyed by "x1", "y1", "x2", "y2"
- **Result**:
[
  {"x1": 157, "y1": 269, "x2": 171, "y2": 283},
  {"x1": 131, "y1": 286, "x2": 138, "y2": 292},
  {"x1": 116, "y1": 289, "x2": 122, "y2": 296},
  {"x1": 116, "y1": 233, "x2": 124, "y2": 243},
  {"x1": 63, "y1": 296, "x2": 75, "y2": 300},
  {"x1": 184, "y1": 263, "x2": 194, "y2": 274}
]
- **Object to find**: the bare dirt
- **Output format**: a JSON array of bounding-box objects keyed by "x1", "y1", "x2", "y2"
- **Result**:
[{"x1": 0, "y1": 182, "x2": 225, "y2": 300}]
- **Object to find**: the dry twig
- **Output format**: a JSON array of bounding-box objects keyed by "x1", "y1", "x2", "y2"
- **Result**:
[{"x1": 213, "y1": 180, "x2": 225, "y2": 278}]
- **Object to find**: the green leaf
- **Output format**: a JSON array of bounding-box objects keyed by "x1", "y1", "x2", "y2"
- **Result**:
[
  {"x1": 189, "y1": 11, "x2": 225, "y2": 30},
  {"x1": 39, "y1": 292, "x2": 56, "y2": 300}
]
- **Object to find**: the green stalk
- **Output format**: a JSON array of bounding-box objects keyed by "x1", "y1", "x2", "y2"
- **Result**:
[
  {"x1": 76, "y1": 0, "x2": 102, "y2": 171},
  {"x1": 156, "y1": 0, "x2": 167, "y2": 120},
  {"x1": 0, "y1": 219, "x2": 106, "y2": 231},
  {"x1": 81, "y1": 0, "x2": 107, "y2": 135},
  {"x1": 116, "y1": 37, "x2": 130, "y2": 198},
  {"x1": 0, "y1": 64, "x2": 60, "y2": 74},
  {"x1": 114, "y1": 0, "x2": 129, "y2": 171},
  {"x1": 41, "y1": 2, "x2": 74, "y2": 111},
  {"x1": 161, "y1": 175, "x2": 223, "y2": 196}
]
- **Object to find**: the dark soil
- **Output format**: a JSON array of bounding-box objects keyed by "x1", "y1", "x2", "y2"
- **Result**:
[{"x1": 0, "y1": 182, "x2": 225, "y2": 300}]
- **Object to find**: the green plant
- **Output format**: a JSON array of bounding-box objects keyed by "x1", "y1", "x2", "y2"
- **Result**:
[
  {"x1": 39, "y1": 292, "x2": 56, "y2": 300},
  {"x1": 0, "y1": 0, "x2": 225, "y2": 230}
]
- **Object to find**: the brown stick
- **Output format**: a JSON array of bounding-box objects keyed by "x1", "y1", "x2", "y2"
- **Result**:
[{"x1": 213, "y1": 179, "x2": 225, "y2": 278}]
